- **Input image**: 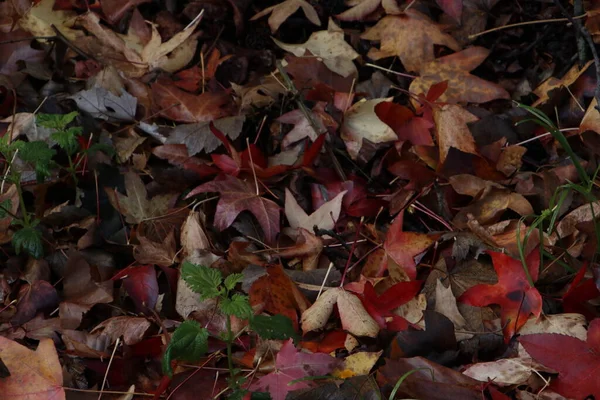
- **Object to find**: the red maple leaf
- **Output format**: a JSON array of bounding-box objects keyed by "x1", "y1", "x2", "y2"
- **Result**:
[
  {"x1": 186, "y1": 174, "x2": 280, "y2": 243},
  {"x1": 458, "y1": 249, "x2": 542, "y2": 342},
  {"x1": 111, "y1": 265, "x2": 158, "y2": 313},
  {"x1": 519, "y1": 318, "x2": 600, "y2": 398},
  {"x1": 383, "y1": 211, "x2": 436, "y2": 280},
  {"x1": 348, "y1": 279, "x2": 423, "y2": 331},
  {"x1": 248, "y1": 339, "x2": 340, "y2": 400}
]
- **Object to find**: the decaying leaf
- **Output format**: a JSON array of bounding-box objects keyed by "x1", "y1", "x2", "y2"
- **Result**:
[
  {"x1": 250, "y1": 0, "x2": 320, "y2": 33},
  {"x1": 340, "y1": 98, "x2": 397, "y2": 160},
  {"x1": 274, "y1": 19, "x2": 359, "y2": 78},
  {"x1": 187, "y1": 175, "x2": 280, "y2": 243},
  {"x1": 0, "y1": 338, "x2": 65, "y2": 400},
  {"x1": 301, "y1": 287, "x2": 380, "y2": 338},
  {"x1": 361, "y1": 10, "x2": 460, "y2": 72},
  {"x1": 410, "y1": 47, "x2": 510, "y2": 104}
]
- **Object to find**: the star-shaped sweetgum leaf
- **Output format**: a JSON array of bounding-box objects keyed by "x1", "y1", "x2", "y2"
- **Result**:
[
  {"x1": 249, "y1": 339, "x2": 339, "y2": 400},
  {"x1": 519, "y1": 318, "x2": 600, "y2": 399},
  {"x1": 459, "y1": 249, "x2": 541, "y2": 342},
  {"x1": 186, "y1": 174, "x2": 280, "y2": 243},
  {"x1": 384, "y1": 211, "x2": 436, "y2": 280}
]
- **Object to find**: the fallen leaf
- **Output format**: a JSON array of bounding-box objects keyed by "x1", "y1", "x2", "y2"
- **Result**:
[
  {"x1": 91, "y1": 316, "x2": 151, "y2": 345},
  {"x1": 11, "y1": 280, "x2": 60, "y2": 327},
  {"x1": 519, "y1": 318, "x2": 600, "y2": 399},
  {"x1": 249, "y1": 265, "x2": 310, "y2": 329},
  {"x1": 0, "y1": 337, "x2": 65, "y2": 400},
  {"x1": 434, "y1": 279, "x2": 471, "y2": 340},
  {"x1": 166, "y1": 115, "x2": 245, "y2": 155},
  {"x1": 384, "y1": 211, "x2": 435, "y2": 280},
  {"x1": 285, "y1": 188, "x2": 346, "y2": 233},
  {"x1": 332, "y1": 351, "x2": 382, "y2": 378},
  {"x1": 101, "y1": 0, "x2": 151, "y2": 24},
  {"x1": 249, "y1": 339, "x2": 339, "y2": 400},
  {"x1": 59, "y1": 252, "x2": 113, "y2": 329},
  {"x1": 106, "y1": 171, "x2": 173, "y2": 224},
  {"x1": 112, "y1": 265, "x2": 159, "y2": 313},
  {"x1": 410, "y1": 47, "x2": 510, "y2": 103},
  {"x1": 275, "y1": 228, "x2": 324, "y2": 271},
  {"x1": 533, "y1": 61, "x2": 592, "y2": 107},
  {"x1": 274, "y1": 19, "x2": 359, "y2": 77},
  {"x1": 556, "y1": 200, "x2": 600, "y2": 238},
  {"x1": 340, "y1": 98, "x2": 397, "y2": 160},
  {"x1": 69, "y1": 87, "x2": 137, "y2": 122},
  {"x1": 187, "y1": 174, "x2": 280, "y2": 243},
  {"x1": 277, "y1": 108, "x2": 327, "y2": 149},
  {"x1": 437, "y1": 0, "x2": 463, "y2": 23},
  {"x1": 433, "y1": 104, "x2": 478, "y2": 166},
  {"x1": 463, "y1": 357, "x2": 533, "y2": 386},
  {"x1": 301, "y1": 287, "x2": 380, "y2": 337},
  {"x1": 377, "y1": 356, "x2": 481, "y2": 400},
  {"x1": 459, "y1": 249, "x2": 542, "y2": 342},
  {"x1": 361, "y1": 10, "x2": 460, "y2": 72},
  {"x1": 77, "y1": 11, "x2": 201, "y2": 77},
  {"x1": 151, "y1": 78, "x2": 235, "y2": 123},
  {"x1": 133, "y1": 230, "x2": 177, "y2": 267},
  {"x1": 19, "y1": 0, "x2": 82, "y2": 41},
  {"x1": 250, "y1": 0, "x2": 320, "y2": 33},
  {"x1": 348, "y1": 279, "x2": 423, "y2": 330}
]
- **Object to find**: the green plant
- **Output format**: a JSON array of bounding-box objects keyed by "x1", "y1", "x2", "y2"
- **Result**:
[
  {"x1": 36, "y1": 111, "x2": 84, "y2": 184},
  {"x1": 0, "y1": 121, "x2": 59, "y2": 258},
  {"x1": 515, "y1": 103, "x2": 600, "y2": 275},
  {"x1": 163, "y1": 261, "x2": 298, "y2": 399}
]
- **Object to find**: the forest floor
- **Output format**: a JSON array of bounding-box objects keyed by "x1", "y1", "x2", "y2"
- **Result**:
[{"x1": 1, "y1": 0, "x2": 600, "y2": 399}]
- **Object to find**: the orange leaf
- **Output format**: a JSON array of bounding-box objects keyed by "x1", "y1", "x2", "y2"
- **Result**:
[
  {"x1": 410, "y1": 47, "x2": 509, "y2": 104},
  {"x1": 0, "y1": 337, "x2": 65, "y2": 400},
  {"x1": 361, "y1": 10, "x2": 460, "y2": 73}
]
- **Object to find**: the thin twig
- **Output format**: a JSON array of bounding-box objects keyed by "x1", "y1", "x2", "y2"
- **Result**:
[
  {"x1": 275, "y1": 60, "x2": 347, "y2": 181},
  {"x1": 469, "y1": 13, "x2": 587, "y2": 39},
  {"x1": 98, "y1": 337, "x2": 120, "y2": 400},
  {"x1": 50, "y1": 25, "x2": 96, "y2": 61}
]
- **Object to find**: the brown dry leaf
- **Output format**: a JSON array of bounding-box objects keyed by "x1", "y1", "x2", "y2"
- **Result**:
[
  {"x1": 0, "y1": 338, "x2": 65, "y2": 400},
  {"x1": 434, "y1": 279, "x2": 471, "y2": 340},
  {"x1": 0, "y1": 185, "x2": 19, "y2": 244},
  {"x1": 361, "y1": 10, "x2": 460, "y2": 72},
  {"x1": 556, "y1": 201, "x2": 600, "y2": 238},
  {"x1": 332, "y1": 351, "x2": 383, "y2": 378},
  {"x1": 497, "y1": 145, "x2": 526, "y2": 176},
  {"x1": 392, "y1": 293, "x2": 427, "y2": 326},
  {"x1": 462, "y1": 358, "x2": 533, "y2": 386},
  {"x1": 410, "y1": 47, "x2": 510, "y2": 104},
  {"x1": 77, "y1": 11, "x2": 201, "y2": 77},
  {"x1": 285, "y1": 188, "x2": 347, "y2": 233},
  {"x1": 133, "y1": 230, "x2": 177, "y2": 267},
  {"x1": 275, "y1": 228, "x2": 324, "y2": 271},
  {"x1": 274, "y1": 19, "x2": 359, "y2": 77},
  {"x1": 250, "y1": 0, "x2": 320, "y2": 33},
  {"x1": 453, "y1": 189, "x2": 533, "y2": 229},
  {"x1": 152, "y1": 78, "x2": 235, "y2": 123},
  {"x1": 19, "y1": 0, "x2": 82, "y2": 41},
  {"x1": 433, "y1": 104, "x2": 478, "y2": 166},
  {"x1": 580, "y1": 97, "x2": 600, "y2": 134},
  {"x1": 249, "y1": 265, "x2": 310, "y2": 328},
  {"x1": 519, "y1": 313, "x2": 587, "y2": 339},
  {"x1": 59, "y1": 253, "x2": 113, "y2": 330},
  {"x1": 301, "y1": 287, "x2": 380, "y2": 337},
  {"x1": 106, "y1": 171, "x2": 172, "y2": 225},
  {"x1": 180, "y1": 211, "x2": 211, "y2": 258},
  {"x1": 91, "y1": 316, "x2": 151, "y2": 345},
  {"x1": 340, "y1": 98, "x2": 397, "y2": 160},
  {"x1": 533, "y1": 61, "x2": 592, "y2": 107}
]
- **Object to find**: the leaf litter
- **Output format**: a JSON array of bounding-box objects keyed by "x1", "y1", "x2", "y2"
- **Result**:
[{"x1": 1, "y1": 1, "x2": 600, "y2": 399}]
